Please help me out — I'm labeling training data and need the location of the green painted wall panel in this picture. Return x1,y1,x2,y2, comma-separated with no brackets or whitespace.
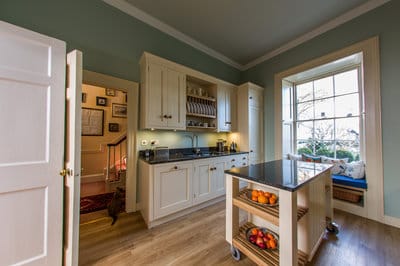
242,0,400,218
0,0,240,84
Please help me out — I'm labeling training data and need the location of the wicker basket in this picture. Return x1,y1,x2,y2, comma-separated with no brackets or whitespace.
333,187,361,203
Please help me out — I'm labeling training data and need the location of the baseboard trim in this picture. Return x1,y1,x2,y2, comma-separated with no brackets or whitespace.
384,215,400,229
81,174,104,183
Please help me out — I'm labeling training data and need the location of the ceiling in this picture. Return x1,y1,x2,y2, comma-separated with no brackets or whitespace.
104,0,388,70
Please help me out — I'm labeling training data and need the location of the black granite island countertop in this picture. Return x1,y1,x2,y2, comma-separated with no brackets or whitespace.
225,159,332,192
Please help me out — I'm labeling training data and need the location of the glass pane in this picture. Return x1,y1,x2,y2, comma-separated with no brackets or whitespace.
315,141,334,157
335,93,359,117
314,119,334,140
297,121,313,140
335,117,359,141
296,140,313,155
315,98,334,119
296,82,313,103
297,101,313,121
314,76,333,99
335,140,360,162
335,69,358,95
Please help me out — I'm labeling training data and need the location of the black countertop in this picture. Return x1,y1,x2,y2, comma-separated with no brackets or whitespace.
139,147,248,164
225,159,332,192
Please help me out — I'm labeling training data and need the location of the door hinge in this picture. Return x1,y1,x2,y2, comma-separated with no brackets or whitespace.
59,168,73,177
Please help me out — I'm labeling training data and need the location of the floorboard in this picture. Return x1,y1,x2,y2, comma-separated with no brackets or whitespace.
79,201,400,265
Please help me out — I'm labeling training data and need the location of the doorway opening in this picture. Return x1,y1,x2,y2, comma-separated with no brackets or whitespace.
79,84,128,222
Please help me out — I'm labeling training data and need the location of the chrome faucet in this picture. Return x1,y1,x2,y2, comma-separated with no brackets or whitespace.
185,134,200,154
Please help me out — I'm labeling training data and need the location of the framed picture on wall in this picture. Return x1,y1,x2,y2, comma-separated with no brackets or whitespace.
96,96,107,106
105,88,115,96
112,103,127,118
81,108,104,136
82,92,87,103
109,123,119,132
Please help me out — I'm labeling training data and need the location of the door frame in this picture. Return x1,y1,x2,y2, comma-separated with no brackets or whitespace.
82,70,139,212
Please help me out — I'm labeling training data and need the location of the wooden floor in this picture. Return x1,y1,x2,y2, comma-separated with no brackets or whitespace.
79,201,400,265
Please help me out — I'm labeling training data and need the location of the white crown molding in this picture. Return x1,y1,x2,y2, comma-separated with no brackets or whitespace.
243,0,390,70
103,0,389,71
103,0,243,70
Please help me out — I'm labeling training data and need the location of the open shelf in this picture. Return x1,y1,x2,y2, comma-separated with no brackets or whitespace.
232,222,308,266
186,113,216,119
187,93,216,102
233,189,308,226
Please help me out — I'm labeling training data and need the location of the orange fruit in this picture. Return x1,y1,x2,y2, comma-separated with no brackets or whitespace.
257,190,264,196
258,195,268,204
271,193,277,200
269,239,277,249
251,228,258,235
267,233,274,240
269,197,276,205
264,192,271,198
251,190,258,197
251,195,258,201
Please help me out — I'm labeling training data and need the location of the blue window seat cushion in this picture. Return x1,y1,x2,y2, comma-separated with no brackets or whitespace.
332,174,368,189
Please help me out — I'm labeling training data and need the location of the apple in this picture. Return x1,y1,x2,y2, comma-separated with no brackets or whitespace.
258,242,266,249
256,237,264,246
248,235,257,243
263,236,269,242
257,231,264,238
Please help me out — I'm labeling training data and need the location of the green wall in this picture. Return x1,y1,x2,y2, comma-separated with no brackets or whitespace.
0,0,240,84
242,0,400,218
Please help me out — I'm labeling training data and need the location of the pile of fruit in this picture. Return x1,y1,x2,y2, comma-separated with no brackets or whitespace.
250,189,277,205
248,227,278,250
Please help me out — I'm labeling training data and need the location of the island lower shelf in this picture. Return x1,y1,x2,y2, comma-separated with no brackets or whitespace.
233,222,308,266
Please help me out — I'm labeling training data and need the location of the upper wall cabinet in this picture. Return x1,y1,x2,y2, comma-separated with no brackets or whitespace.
140,53,186,130
237,82,264,164
139,52,237,132
217,83,237,132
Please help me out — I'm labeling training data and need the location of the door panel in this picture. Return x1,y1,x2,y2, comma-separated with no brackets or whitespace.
154,163,192,219
0,21,65,265
193,160,213,204
213,160,226,196
147,63,165,128
166,68,186,129
64,50,82,266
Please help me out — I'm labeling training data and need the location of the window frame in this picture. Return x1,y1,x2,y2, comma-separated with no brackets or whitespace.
290,65,364,161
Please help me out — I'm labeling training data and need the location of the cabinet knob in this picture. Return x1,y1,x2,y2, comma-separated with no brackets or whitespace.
163,115,168,118
168,115,172,119
173,166,178,170
243,163,246,166
232,165,235,168
242,157,246,160
250,150,254,152
225,121,231,125
231,159,236,162
249,96,253,99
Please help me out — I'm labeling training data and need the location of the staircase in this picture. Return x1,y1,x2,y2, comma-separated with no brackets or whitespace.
105,134,127,192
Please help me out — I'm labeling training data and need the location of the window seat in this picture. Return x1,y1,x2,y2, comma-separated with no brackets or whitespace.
331,174,367,189
332,174,367,205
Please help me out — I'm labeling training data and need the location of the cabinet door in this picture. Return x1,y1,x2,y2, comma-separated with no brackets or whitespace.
147,62,167,128
193,159,213,204
154,162,192,219
217,85,235,132
166,68,186,129
249,105,263,163
212,160,226,197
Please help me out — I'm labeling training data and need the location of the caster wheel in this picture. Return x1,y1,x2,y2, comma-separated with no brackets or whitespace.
230,245,241,261
326,222,339,234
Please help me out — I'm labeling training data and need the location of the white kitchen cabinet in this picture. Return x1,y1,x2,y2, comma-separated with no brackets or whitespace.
225,154,249,189
193,159,213,204
217,83,237,132
212,158,227,197
140,53,186,130
237,82,264,165
153,161,193,219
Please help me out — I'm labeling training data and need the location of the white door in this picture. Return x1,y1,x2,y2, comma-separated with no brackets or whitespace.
193,159,213,204
0,21,66,265
64,50,82,266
